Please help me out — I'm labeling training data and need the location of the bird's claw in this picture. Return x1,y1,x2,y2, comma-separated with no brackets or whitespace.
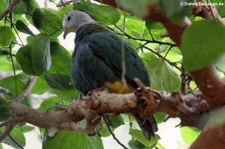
135,87,161,117
85,109,101,136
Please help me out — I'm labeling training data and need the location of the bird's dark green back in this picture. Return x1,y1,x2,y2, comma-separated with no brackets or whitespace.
72,24,150,95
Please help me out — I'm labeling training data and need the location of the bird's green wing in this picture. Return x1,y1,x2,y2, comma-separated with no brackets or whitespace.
87,30,150,87
72,24,150,94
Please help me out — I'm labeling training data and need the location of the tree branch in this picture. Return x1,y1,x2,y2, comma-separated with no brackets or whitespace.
103,116,128,149
0,0,21,20
113,25,176,46
8,88,206,132
13,76,37,103
0,121,16,142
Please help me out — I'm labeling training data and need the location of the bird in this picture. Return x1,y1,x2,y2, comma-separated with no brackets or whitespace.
63,10,157,140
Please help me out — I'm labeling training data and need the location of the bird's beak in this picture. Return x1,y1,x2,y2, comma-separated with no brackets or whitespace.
63,30,68,39
63,27,76,39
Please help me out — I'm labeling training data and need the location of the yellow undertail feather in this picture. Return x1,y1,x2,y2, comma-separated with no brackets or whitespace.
105,81,134,94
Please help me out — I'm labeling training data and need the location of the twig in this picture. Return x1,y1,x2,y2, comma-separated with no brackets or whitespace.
162,45,173,60
114,25,176,46
143,45,181,71
0,119,14,127
0,122,16,142
12,23,24,46
112,25,180,71
0,0,21,20
9,134,24,149
13,76,37,103
9,43,16,76
103,116,128,149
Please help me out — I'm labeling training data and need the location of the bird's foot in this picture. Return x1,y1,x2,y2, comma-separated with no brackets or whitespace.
87,87,107,96
85,109,101,136
193,100,209,114
135,87,161,117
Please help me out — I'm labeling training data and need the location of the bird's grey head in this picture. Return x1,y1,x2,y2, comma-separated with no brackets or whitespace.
63,10,96,39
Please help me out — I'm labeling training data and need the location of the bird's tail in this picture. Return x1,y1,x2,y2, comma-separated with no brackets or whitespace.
134,113,158,140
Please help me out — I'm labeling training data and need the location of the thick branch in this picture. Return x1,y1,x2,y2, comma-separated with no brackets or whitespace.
190,126,225,149
9,90,205,132
191,67,225,108
10,102,71,129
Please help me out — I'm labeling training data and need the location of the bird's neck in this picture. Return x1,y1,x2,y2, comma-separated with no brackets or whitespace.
75,24,108,41
76,16,96,30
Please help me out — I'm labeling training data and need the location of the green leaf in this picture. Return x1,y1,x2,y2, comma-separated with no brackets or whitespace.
117,0,155,18
129,128,160,147
123,15,145,38
39,96,61,111
97,122,111,137
21,0,39,22
181,20,225,71
43,131,103,149
0,75,26,100
0,97,11,122
1,127,26,148
44,73,77,100
0,26,15,46
50,87,77,101
49,42,71,75
74,1,121,25
16,20,35,36
128,139,146,149
16,44,35,75
13,1,26,14
45,73,73,91
0,87,12,95
0,0,7,15
159,0,193,23
86,134,104,149
0,57,13,71
26,35,35,44
18,124,35,133
22,0,39,14
216,59,225,73
143,52,181,92
145,21,167,41
211,0,225,17
105,115,124,128
58,4,73,20
98,115,124,137
32,8,62,37
154,112,167,124
180,126,200,143
31,76,49,94
32,33,51,75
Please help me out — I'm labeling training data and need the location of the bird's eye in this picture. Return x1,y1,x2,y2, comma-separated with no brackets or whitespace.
67,16,71,21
